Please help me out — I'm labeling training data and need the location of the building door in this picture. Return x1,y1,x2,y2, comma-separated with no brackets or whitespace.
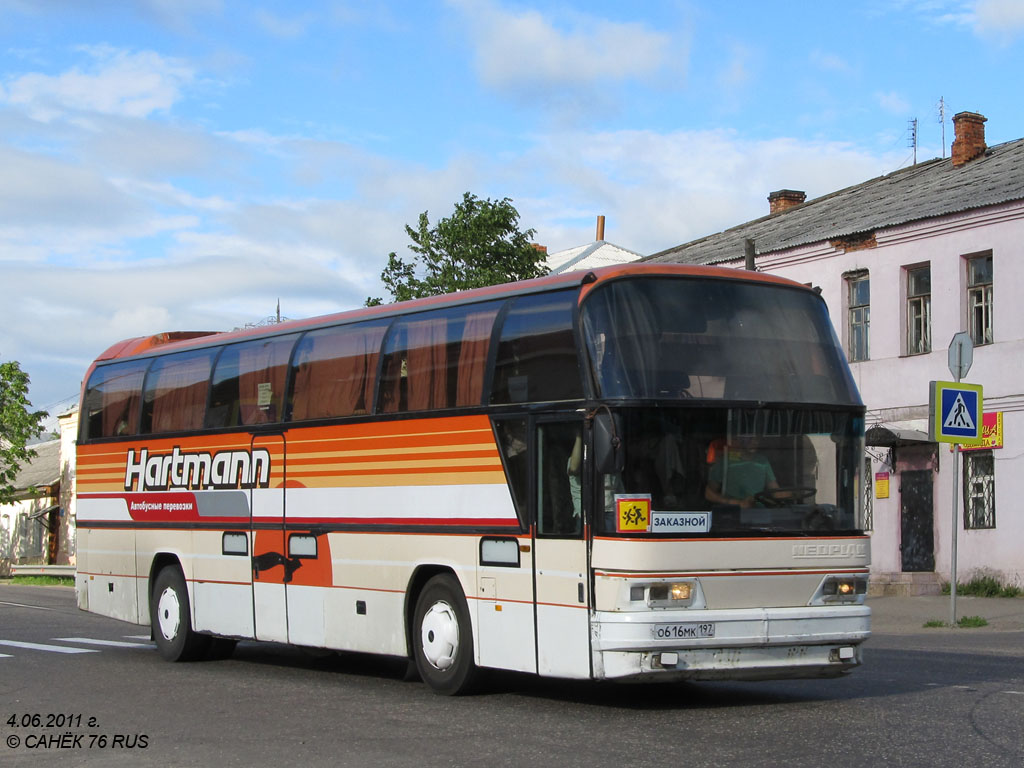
900,469,934,572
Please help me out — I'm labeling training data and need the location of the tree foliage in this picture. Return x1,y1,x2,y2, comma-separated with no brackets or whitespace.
368,192,549,305
0,360,48,504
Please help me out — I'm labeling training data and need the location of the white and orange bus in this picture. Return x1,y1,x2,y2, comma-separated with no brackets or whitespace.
75,263,870,694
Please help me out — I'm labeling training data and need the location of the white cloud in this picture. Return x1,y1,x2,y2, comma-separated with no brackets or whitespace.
876,90,911,114
717,43,752,90
254,9,315,39
446,0,677,97
1,47,194,121
974,0,1024,37
515,129,902,256
810,50,854,74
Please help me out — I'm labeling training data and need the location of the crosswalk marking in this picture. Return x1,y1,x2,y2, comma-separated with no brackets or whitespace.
0,640,98,654
53,637,153,649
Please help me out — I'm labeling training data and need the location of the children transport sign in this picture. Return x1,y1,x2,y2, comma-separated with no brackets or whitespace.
929,381,984,445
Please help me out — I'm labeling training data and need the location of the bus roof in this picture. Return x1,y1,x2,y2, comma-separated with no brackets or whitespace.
89,263,812,366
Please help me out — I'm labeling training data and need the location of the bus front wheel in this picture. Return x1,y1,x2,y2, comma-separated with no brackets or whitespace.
150,566,210,662
413,574,479,695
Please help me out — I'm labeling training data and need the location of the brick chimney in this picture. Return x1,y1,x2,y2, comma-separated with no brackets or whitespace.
768,189,806,214
531,243,548,254
952,111,987,167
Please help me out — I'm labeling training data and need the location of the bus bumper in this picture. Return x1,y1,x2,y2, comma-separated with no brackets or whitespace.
592,604,871,682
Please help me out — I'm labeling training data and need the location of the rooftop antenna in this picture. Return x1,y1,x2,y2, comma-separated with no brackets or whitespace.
908,118,918,165
937,97,947,158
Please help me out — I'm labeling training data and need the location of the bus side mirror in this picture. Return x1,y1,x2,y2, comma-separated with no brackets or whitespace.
593,411,624,474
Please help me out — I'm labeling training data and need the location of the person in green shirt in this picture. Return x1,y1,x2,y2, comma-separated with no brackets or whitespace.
704,435,779,508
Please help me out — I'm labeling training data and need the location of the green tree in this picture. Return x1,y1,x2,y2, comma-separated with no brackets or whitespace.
368,192,549,305
0,360,48,504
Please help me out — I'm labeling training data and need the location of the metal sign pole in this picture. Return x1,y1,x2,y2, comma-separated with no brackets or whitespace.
949,341,963,628
950,442,959,627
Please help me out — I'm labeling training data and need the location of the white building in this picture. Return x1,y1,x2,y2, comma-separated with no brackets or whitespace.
649,112,1024,593
544,216,644,275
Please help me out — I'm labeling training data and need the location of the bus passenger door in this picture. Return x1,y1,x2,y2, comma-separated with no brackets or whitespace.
251,432,289,643
533,419,592,679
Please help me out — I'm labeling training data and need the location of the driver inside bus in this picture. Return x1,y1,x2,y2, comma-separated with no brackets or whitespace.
704,434,779,509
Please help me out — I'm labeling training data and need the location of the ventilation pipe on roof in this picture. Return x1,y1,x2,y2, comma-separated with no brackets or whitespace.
951,111,987,167
596,215,605,241
744,238,756,271
768,189,806,214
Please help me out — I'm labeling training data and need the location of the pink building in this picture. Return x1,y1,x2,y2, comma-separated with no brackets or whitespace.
650,112,1024,593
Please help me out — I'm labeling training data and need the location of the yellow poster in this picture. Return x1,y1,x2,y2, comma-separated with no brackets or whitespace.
874,472,890,499
615,494,651,533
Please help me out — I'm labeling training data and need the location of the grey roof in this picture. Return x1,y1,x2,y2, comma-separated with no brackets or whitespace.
10,440,60,494
647,136,1024,265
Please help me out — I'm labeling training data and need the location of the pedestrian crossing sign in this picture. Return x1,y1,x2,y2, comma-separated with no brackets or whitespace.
929,381,984,445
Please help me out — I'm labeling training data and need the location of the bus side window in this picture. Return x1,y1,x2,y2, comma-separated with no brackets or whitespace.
490,290,583,405
208,334,298,428
140,349,217,434
493,418,529,522
81,359,150,440
379,303,501,414
290,321,389,421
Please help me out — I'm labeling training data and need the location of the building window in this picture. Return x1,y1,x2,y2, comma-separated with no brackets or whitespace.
967,254,993,346
906,265,931,355
846,272,869,362
963,450,995,529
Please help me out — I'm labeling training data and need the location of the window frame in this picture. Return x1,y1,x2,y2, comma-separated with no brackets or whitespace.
966,253,993,347
905,265,931,356
963,449,995,530
845,271,870,363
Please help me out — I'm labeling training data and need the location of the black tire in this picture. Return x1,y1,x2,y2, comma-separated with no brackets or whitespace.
412,574,479,695
150,566,211,662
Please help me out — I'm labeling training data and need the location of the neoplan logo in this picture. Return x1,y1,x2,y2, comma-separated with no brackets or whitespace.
124,447,272,491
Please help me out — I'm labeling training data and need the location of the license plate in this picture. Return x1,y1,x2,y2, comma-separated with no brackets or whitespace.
652,622,715,640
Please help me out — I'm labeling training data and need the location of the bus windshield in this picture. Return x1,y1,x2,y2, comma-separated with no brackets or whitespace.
580,276,860,405
596,406,865,536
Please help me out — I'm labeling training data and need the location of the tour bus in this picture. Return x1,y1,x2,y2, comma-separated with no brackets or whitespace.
75,263,870,694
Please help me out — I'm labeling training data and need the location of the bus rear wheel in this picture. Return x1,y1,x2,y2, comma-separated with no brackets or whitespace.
151,566,210,662
413,574,479,695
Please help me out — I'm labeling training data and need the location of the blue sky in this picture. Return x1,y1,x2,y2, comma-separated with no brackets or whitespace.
2,0,1023,413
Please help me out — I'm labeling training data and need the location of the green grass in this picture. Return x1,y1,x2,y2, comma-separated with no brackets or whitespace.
923,616,990,629
10,575,75,587
941,575,1023,598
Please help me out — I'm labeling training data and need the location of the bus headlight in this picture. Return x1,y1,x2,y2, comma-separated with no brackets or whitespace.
647,582,695,607
813,575,868,604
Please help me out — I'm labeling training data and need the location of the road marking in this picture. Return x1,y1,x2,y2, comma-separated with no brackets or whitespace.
0,640,98,654
0,600,56,611
1002,691,1024,696
125,635,151,641
53,637,154,649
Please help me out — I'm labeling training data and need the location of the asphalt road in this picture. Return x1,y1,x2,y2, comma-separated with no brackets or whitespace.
1,584,1022,768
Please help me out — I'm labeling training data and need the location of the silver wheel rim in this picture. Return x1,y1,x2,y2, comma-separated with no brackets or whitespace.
420,600,459,671
157,586,181,642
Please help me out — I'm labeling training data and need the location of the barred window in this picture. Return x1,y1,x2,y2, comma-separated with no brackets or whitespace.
906,265,931,355
967,254,993,346
963,450,995,529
